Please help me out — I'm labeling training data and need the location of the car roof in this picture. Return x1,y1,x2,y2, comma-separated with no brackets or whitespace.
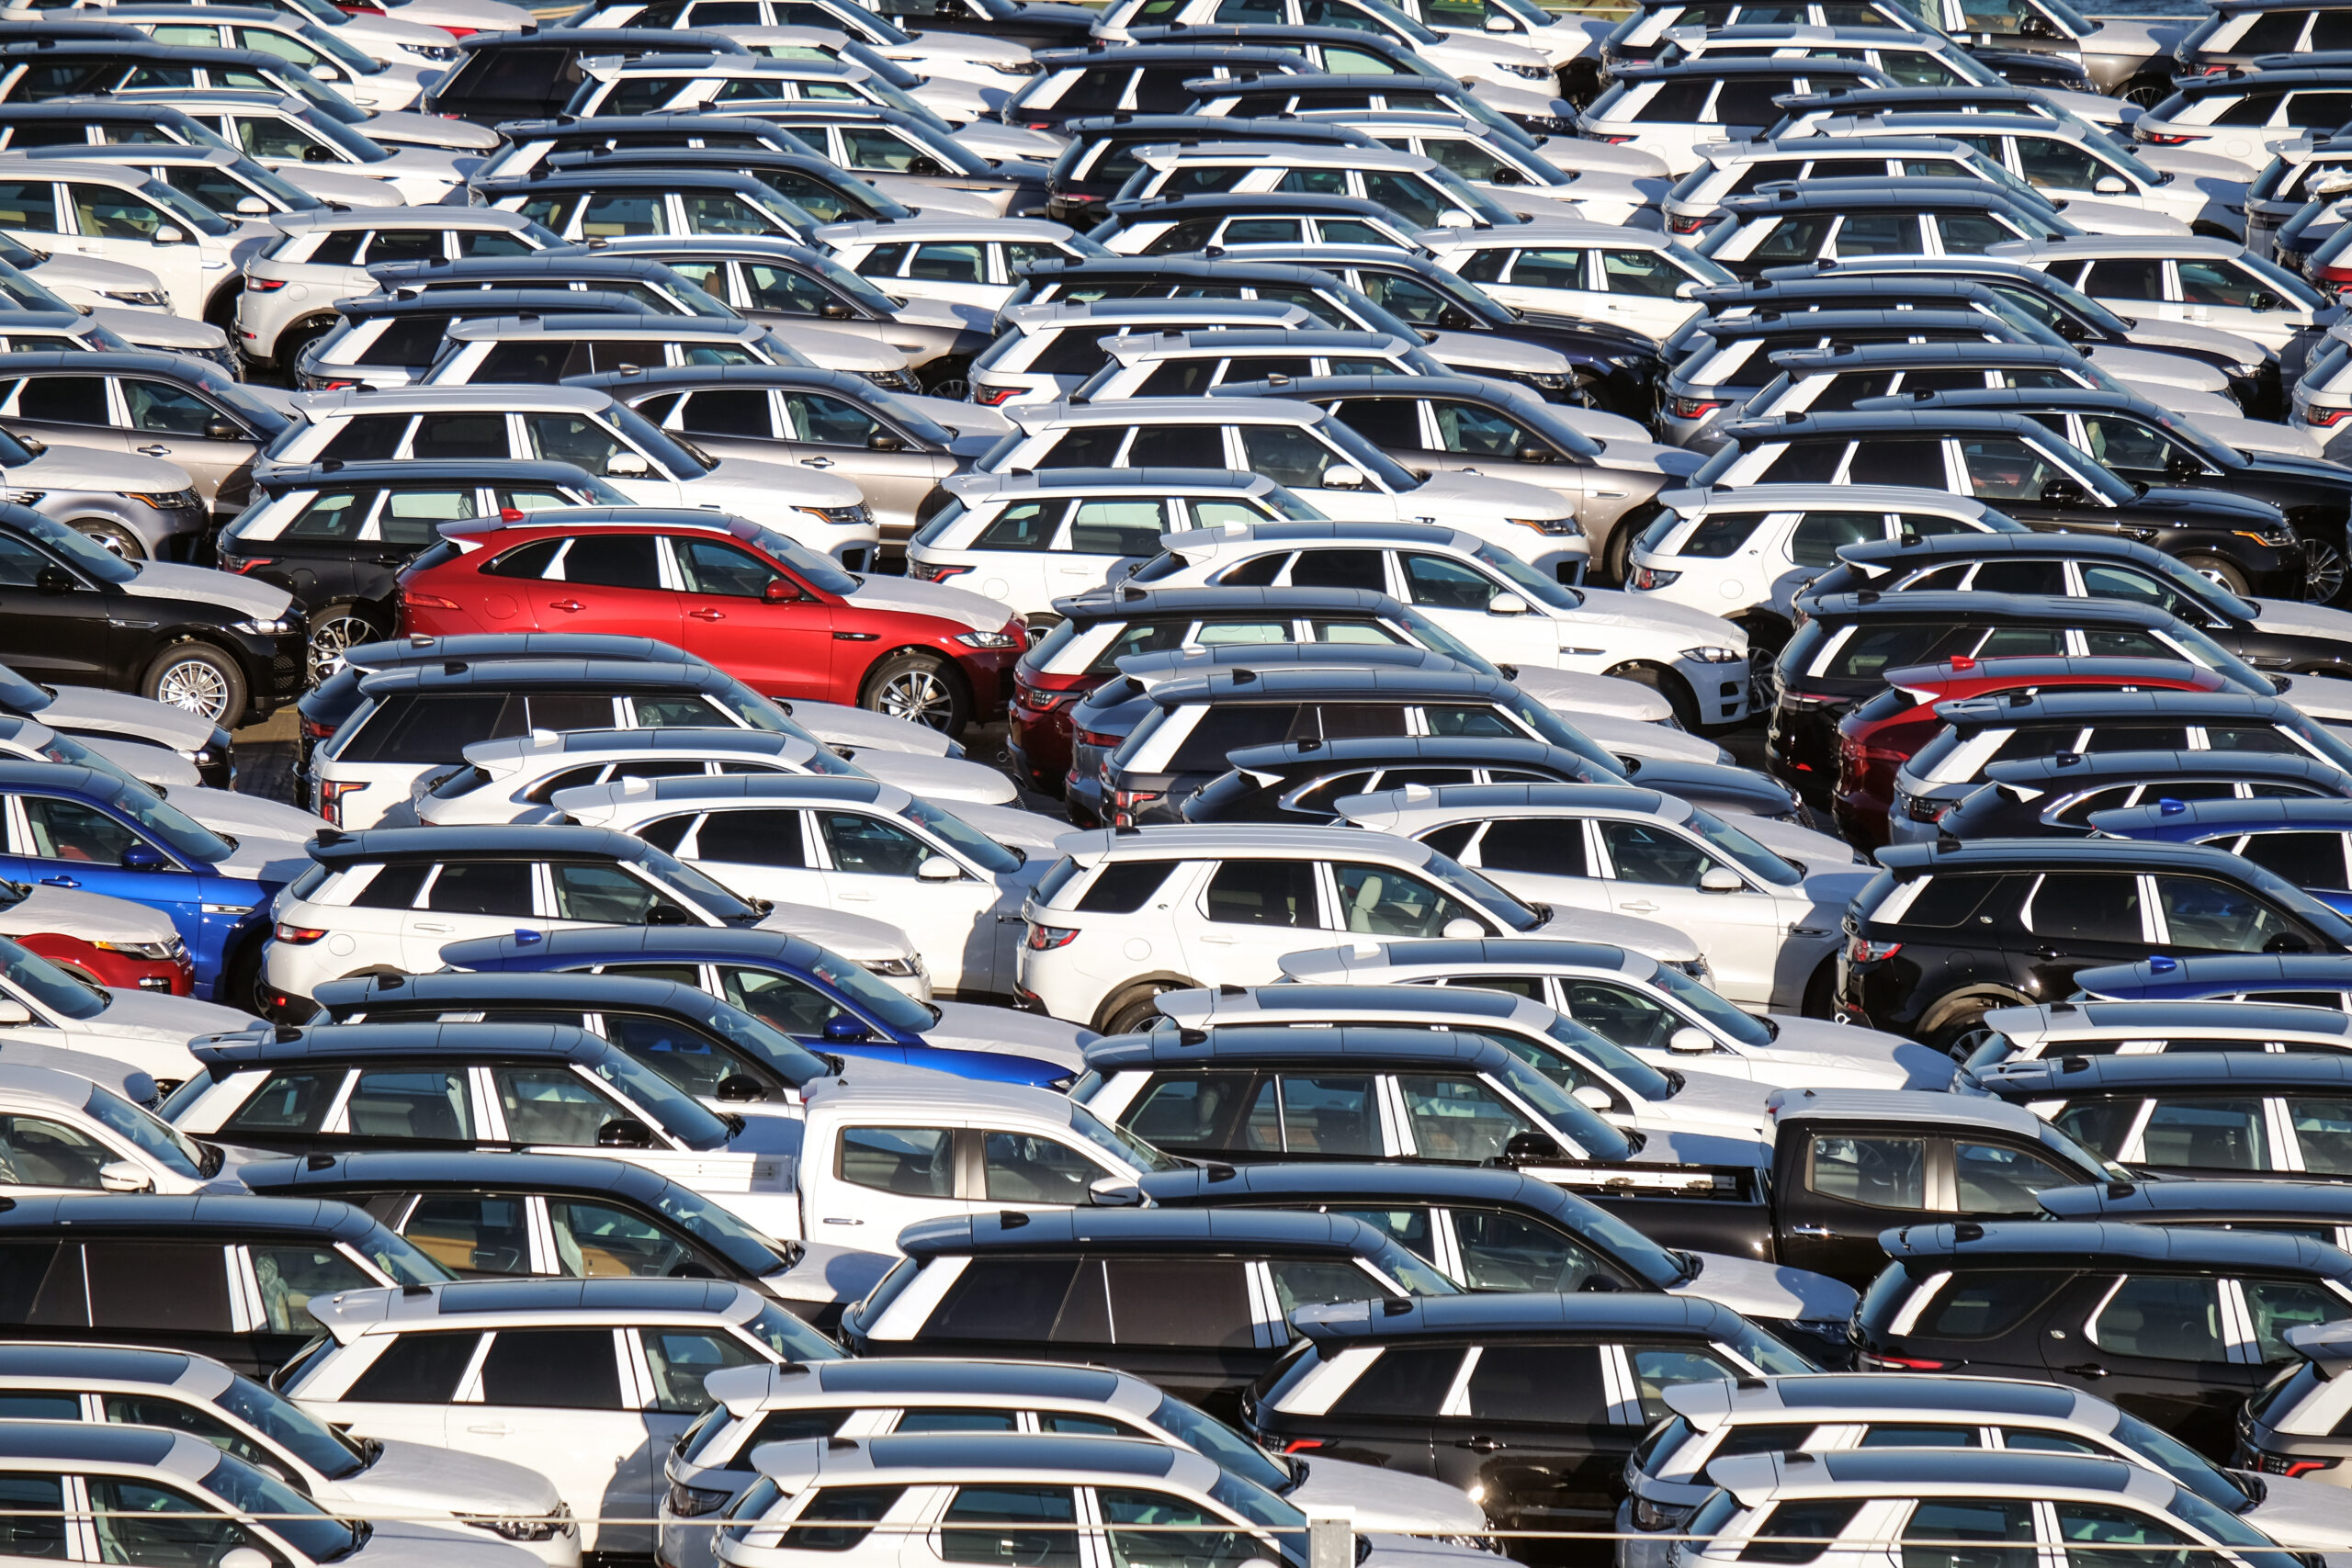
1293,1292,1748,1344
342,633,693,672
1694,308,2003,340
1980,748,2343,787
438,925,830,971
1706,1450,2155,1506
191,1020,610,1067
1669,1373,2086,1425
1052,584,1404,621
334,290,655,321
558,774,897,810
1975,1050,2352,1094
1138,1160,1596,1216
302,384,612,415
0,1193,379,1242
304,822,653,865
1986,998,2352,1038
256,459,598,492
1663,482,1992,513
1936,689,2278,724
1143,664,1514,705
1882,1218,2352,1278
1875,836,2276,875
896,1205,1400,1260
2039,1179,2352,1223
1227,736,1590,775
311,1278,763,1338
946,467,1272,498
353,657,736,695
1842,531,2193,569
310,968,763,1023
1769,342,2082,372
1799,590,2178,630
1082,1021,1520,1073
1764,1086,2056,1137
239,1149,675,1202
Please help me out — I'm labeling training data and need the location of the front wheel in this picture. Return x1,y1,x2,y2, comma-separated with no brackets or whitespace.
307,602,382,685
143,641,247,728
74,521,147,561
1608,660,1702,730
921,358,972,401
2179,553,2253,596
2120,75,2172,107
861,650,969,734
2303,537,2348,604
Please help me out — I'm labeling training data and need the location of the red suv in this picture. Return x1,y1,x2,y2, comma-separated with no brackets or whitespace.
1831,653,2240,846
394,509,1023,735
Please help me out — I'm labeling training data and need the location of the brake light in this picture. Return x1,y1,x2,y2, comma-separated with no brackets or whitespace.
2278,1459,2339,1477
403,591,460,610
1668,213,1708,233
1670,396,1726,420
244,277,288,293
971,385,1022,406
227,557,277,575
316,779,368,828
2314,263,2352,286
273,922,327,944
1282,1439,1328,1454
301,716,335,742
1026,923,1079,951
1076,729,1122,749
910,561,974,581
1597,134,1635,143
1860,1353,1951,1371
1018,683,1071,710
2304,406,2352,427
2138,131,2194,145
1848,935,1902,964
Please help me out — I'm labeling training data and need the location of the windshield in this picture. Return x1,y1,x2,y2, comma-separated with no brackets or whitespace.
586,1050,737,1149
1207,1471,1308,1568
1261,484,1325,520
900,796,1023,874
2036,1118,2133,1183
606,404,712,478
106,779,235,866
1544,1014,1676,1101
138,177,232,238
2237,250,2326,309
1420,161,1520,228
2109,1411,2254,1513
1724,1318,1817,1375
747,525,859,595
1493,1051,1634,1161
85,1080,205,1178
743,1300,849,1361
0,933,107,1020
300,109,392,163
2167,1484,2302,1568
1648,960,1772,1049
1421,849,1543,931
216,1375,367,1482
1153,1394,1295,1491
804,944,937,1033
0,265,72,313
199,1452,361,1563
1685,807,1804,886
701,1003,832,1087
1069,1100,1186,1173
2160,621,2279,698
643,847,763,922
1389,611,1501,677
1469,540,1581,611
645,1177,797,1274
356,1227,449,1287
800,245,908,315
31,517,137,585
1563,1190,1687,1287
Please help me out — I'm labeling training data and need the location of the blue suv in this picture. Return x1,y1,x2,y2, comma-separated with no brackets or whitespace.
436,927,1089,1087
2086,796,2352,917
0,761,296,1004
2073,952,2352,1006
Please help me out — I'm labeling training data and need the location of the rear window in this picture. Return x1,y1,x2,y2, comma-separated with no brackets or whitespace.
1676,511,1770,558
1920,1271,2062,1338
1077,860,1178,914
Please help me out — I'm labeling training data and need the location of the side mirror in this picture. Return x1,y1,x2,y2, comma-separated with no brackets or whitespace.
818,301,854,320
33,567,71,597
301,144,334,164
1698,864,1745,893
713,1075,766,1102
2247,290,2278,311
2269,931,2313,953
1089,1175,1143,1206
645,902,695,926
2039,478,2086,507
868,432,904,452
1667,1026,1714,1055
1513,446,1552,464
234,195,271,217
0,999,28,1025
916,853,960,882
596,1117,655,1148
907,155,947,176
1436,210,1474,230
120,844,166,872
98,1160,153,1193
1501,1129,1566,1163
220,1551,272,1568
309,62,338,79
1571,1083,1614,1111
606,450,651,478
1442,917,1487,939
821,1013,872,1043
206,419,241,441
1484,10,1513,27
1321,463,1366,490
152,225,185,246
763,577,802,603
2092,174,2128,196
1488,165,1525,186
1488,592,1528,615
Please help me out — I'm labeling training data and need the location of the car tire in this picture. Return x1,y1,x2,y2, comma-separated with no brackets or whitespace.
921,358,972,400
224,931,270,1016
861,650,970,734
307,602,383,686
2120,75,2172,107
1608,660,1702,730
1099,980,1184,1035
1801,957,1838,1020
74,521,146,561
1730,610,1792,660
275,316,337,371
1918,987,2030,1056
2179,553,2252,595
143,641,247,728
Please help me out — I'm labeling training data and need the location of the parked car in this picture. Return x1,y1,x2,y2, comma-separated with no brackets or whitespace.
238,213,553,374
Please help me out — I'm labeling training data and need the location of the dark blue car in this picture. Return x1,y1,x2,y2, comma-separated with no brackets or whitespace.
2088,796,2352,918
435,926,1089,1087
0,760,296,1003
2072,951,2352,1008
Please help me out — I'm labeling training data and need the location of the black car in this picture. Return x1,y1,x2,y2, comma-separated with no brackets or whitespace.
1808,531,2352,669
1008,253,1665,414
836,1207,1451,1417
2143,63,2352,150
307,969,833,1105
1943,749,2352,839
1184,67,1582,138
1042,114,1377,229
364,254,739,320
2038,1174,2352,1237
1768,590,2278,802
1182,739,1708,825
0,1193,445,1376
537,144,915,228
1695,180,2085,282
484,114,825,171
1837,838,2352,1043
1244,1293,1815,1561
1852,1218,2352,1456
1004,44,1313,133
234,1149,858,1322
0,503,304,728
423,28,752,126
1696,409,2305,597
1856,387,2352,598
2171,0,2352,74
1963,1050,2352,1181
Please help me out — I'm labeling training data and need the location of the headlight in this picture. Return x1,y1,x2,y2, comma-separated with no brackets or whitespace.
1634,1499,1692,1532
799,503,871,526
0,491,43,507
459,1507,575,1541
997,58,1043,73
956,629,1022,649
102,289,168,308
1521,371,1570,389
2250,524,2300,547
1507,62,1550,77
861,368,920,391
95,940,180,960
1668,956,1714,987
413,43,457,59
1510,515,1583,536
235,616,294,636
1680,645,1743,663
129,491,200,512
863,956,923,976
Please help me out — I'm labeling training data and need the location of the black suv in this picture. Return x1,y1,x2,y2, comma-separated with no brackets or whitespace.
1942,748,2352,838
1182,739,1687,826
1043,114,1374,228
1838,838,2352,1043
1243,1293,1816,1562
424,28,751,125
1696,409,2304,596
1768,590,2273,802
1853,1218,2352,1457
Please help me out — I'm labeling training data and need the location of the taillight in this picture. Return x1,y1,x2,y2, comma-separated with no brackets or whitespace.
2257,1455,2340,1477
1631,565,1680,591
300,716,335,743
2304,406,2352,427
1018,683,1071,710
1848,935,1902,964
971,386,1022,407
1281,1439,1328,1454
2138,131,2194,145
245,277,288,293
316,780,368,828
1860,1353,1951,1371
1670,396,1725,420
227,556,277,575
1026,922,1079,950
273,922,327,944
1668,213,1707,234
1076,729,1122,749
403,591,459,610
910,561,972,581
2313,264,2352,286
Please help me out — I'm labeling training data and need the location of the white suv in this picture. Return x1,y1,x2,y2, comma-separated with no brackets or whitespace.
283,1278,845,1558
1128,520,1754,728
969,299,1318,406
0,154,270,321
0,1058,237,1194
1421,220,1727,341
1015,823,1616,1032
255,389,878,565
983,398,1589,582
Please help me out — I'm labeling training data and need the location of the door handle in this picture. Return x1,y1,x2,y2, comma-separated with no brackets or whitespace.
39,875,75,888
688,607,726,621
1454,1438,1506,1453
413,921,456,933
548,600,583,614
2033,945,2063,959
1618,900,1658,913
135,445,172,457
1786,1224,1833,1238
821,1216,863,1225
801,457,835,468
465,1424,514,1435
2060,1363,2108,1379
1198,932,1238,943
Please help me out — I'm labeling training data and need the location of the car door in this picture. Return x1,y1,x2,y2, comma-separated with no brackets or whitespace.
446,1325,649,1553
61,180,201,318
0,1112,130,1199
1393,550,1557,667
538,529,684,643
1191,859,1320,983
0,372,136,473
2149,870,2322,959
1057,497,1172,593
2049,1271,2252,1454
399,857,541,969
825,1122,966,1235
1430,1339,1623,1535
8,791,205,953
634,1323,774,1515
668,531,835,699
674,805,831,916
118,373,255,506
810,807,998,994
1781,1126,1935,1280
2170,255,2309,347
1589,818,1788,1009
0,525,118,680
78,1238,254,1371
2007,870,2156,1000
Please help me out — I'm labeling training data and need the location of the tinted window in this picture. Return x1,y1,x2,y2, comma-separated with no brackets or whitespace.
479,1327,624,1407
2027,874,2142,942
1465,1342,1603,1421
1204,860,1316,927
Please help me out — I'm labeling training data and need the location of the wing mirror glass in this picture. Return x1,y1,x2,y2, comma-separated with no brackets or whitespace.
819,301,854,319
645,901,694,925
206,419,241,440
868,431,904,451
1502,1129,1565,1162
916,854,960,881
1698,864,1745,892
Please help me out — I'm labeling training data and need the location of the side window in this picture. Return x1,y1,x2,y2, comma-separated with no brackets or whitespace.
345,1066,472,1143
84,1478,278,1568
1329,1347,1463,1415
1951,1142,2074,1211
816,812,931,877
1401,552,1498,612
402,1195,531,1276
560,535,662,589
1808,1134,1924,1208
221,1068,345,1136
839,1126,955,1197
1453,1208,1626,1292
782,1485,908,1551
122,379,218,436
2244,1278,2352,1361
1119,1073,1267,1154
85,1241,233,1334
676,539,780,599
478,1327,626,1408
344,1332,484,1403
1274,1075,1380,1158
639,1327,765,1414
19,796,149,868
2154,875,2306,953
0,1115,112,1189
696,810,807,868
1332,862,1480,937
1464,1342,1604,1422
251,1245,375,1335
924,1258,1085,1342
1629,1345,1738,1423
2051,1506,2197,1568
1901,1500,2036,1568
1397,1075,1530,1164
2025,874,2143,942
1597,820,1714,888
2140,1096,2271,1171
2092,1277,2227,1361
1744,1500,1868,1565
1204,861,1316,927
723,967,849,1035
550,862,686,924
495,1066,622,1147
1103,1259,1253,1347
424,860,536,918
1473,818,1587,877
14,375,108,425
1786,511,1885,569
0,1472,64,1560
981,1132,1100,1204
940,1485,1080,1568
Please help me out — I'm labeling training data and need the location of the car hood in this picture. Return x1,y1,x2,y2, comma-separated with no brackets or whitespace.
892,392,1011,439
773,697,956,757
905,29,1035,65
1750,1013,1953,1089
0,1040,159,1104
850,750,1019,806
2274,671,2352,726
119,562,291,624
282,165,408,209
2086,344,2233,397
2199,413,2322,457
923,999,1092,1068
89,308,228,351
36,686,215,751
79,987,256,1046
1290,1458,1490,1534
1667,1248,1860,1324
338,1517,560,1568
168,784,326,846
0,886,176,945
1631,1125,1770,1168
357,107,503,152
1507,665,1674,723
2082,15,2188,55
1645,1066,1772,1136
1611,756,1791,814
1422,328,1573,376
776,324,912,373
2248,594,2352,640
1532,904,1703,964
2115,314,2269,365
1405,467,1581,518
1596,437,1705,479
2035,85,2133,126
935,800,1071,853
2244,1472,2352,1549
330,1438,564,1517
2052,196,2190,236
27,251,165,295
1797,866,1878,913
843,571,1011,634
82,736,198,789
2137,145,2259,184
2245,446,2350,481
12,441,189,494
701,455,866,509
1566,585,1748,649
2128,484,2283,524
1362,1538,1517,1568
751,899,922,964
759,1237,898,1306
209,836,317,887
953,119,1066,164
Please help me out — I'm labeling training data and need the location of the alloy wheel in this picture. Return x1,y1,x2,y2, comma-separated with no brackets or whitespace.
2307,539,2348,604
875,666,956,729
308,614,378,685
154,658,232,724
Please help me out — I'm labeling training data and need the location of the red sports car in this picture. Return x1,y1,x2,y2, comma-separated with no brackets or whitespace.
1832,653,2240,846
396,509,1023,734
